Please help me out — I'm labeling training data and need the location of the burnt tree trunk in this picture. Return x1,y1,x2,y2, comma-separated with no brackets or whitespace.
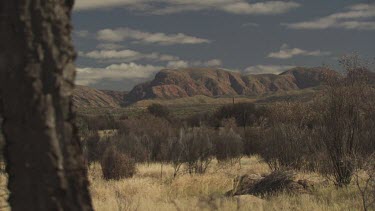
0,1,93,210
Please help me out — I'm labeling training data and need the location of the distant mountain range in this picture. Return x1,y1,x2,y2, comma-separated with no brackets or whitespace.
125,67,335,103
73,67,374,108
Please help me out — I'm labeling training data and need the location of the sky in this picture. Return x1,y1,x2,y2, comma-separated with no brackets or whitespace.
72,0,375,91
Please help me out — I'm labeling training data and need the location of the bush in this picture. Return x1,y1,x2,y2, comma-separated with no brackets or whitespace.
261,123,318,171
78,113,119,131
101,147,136,180
147,103,170,119
243,128,264,156
258,102,320,171
83,132,101,164
214,103,266,128
116,115,176,162
185,112,214,127
179,127,214,174
213,128,243,162
316,56,375,186
162,136,184,177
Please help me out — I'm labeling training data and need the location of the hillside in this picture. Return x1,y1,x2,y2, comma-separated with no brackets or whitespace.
125,67,335,103
73,85,126,108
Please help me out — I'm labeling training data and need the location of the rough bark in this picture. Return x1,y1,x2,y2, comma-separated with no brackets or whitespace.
0,0,93,210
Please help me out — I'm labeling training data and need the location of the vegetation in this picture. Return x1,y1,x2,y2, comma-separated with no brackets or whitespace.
80,57,375,210
147,103,171,119
101,147,136,180
87,157,367,211
1,56,374,210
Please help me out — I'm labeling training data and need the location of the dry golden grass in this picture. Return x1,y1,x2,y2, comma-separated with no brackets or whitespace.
0,156,365,210
0,170,9,211
88,156,364,211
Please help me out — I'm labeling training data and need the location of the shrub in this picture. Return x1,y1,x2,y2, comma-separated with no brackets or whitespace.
354,154,375,211
111,133,150,163
179,127,214,174
78,113,119,131
316,56,375,186
242,128,264,156
117,115,176,162
162,136,184,177
212,128,243,162
185,112,214,127
258,102,320,171
147,103,170,119
101,147,136,180
214,103,266,128
83,132,101,164
82,131,112,166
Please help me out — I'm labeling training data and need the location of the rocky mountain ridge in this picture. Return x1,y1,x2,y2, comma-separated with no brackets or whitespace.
125,67,335,103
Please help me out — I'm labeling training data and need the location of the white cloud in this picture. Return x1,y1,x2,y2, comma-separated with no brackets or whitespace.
96,43,125,50
244,65,295,75
220,1,300,15
81,49,179,62
284,3,375,30
74,0,139,11
75,0,300,15
203,59,222,67
267,44,331,59
84,49,140,59
76,63,163,90
167,59,222,68
338,21,375,30
167,60,189,68
76,59,222,90
80,47,222,68
97,28,210,45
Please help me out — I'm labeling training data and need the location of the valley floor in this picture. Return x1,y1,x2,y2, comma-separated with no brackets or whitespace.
89,156,364,211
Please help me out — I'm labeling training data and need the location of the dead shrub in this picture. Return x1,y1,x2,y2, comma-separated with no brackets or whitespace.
316,55,375,186
101,147,136,180
242,127,264,156
179,127,214,174
248,171,296,196
259,102,320,171
354,154,375,211
117,115,176,163
213,127,243,162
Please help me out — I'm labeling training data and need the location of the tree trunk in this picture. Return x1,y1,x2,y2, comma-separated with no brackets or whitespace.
0,1,93,210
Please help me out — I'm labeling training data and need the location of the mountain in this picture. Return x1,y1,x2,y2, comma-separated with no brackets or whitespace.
73,85,127,108
125,67,335,103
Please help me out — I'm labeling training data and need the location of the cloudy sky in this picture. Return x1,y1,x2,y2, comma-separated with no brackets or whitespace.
72,0,375,91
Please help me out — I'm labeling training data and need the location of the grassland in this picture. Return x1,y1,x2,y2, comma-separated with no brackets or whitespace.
0,156,366,210
89,156,364,211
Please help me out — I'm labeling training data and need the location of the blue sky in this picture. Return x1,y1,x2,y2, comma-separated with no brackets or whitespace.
72,0,375,91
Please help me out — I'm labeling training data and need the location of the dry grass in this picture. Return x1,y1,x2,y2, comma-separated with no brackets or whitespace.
0,156,365,210
88,156,364,211
0,168,9,211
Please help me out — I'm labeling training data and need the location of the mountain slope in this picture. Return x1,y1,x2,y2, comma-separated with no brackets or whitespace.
73,85,126,108
126,67,335,103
